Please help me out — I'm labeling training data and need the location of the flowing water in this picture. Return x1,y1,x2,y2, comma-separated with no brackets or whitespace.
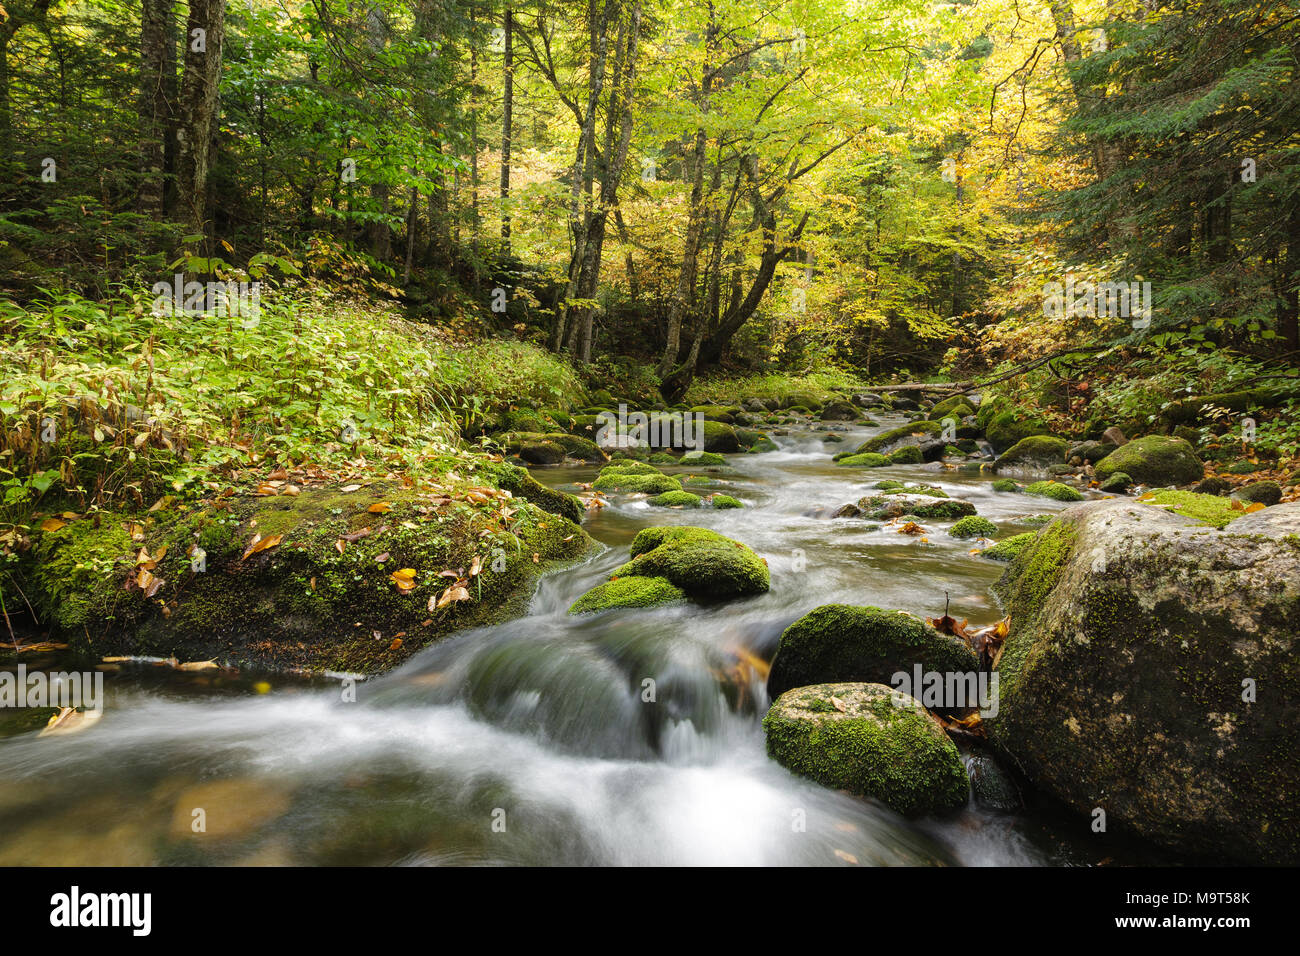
0,415,1118,866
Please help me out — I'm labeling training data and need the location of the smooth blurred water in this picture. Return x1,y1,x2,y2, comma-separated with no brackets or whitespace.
0,414,1104,866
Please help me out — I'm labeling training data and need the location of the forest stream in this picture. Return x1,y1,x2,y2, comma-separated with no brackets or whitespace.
0,414,1166,866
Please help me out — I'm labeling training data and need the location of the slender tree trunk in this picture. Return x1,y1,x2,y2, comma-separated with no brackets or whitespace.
500,7,513,250
139,0,175,217
175,0,226,237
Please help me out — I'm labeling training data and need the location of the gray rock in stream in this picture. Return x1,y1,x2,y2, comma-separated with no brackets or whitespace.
988,498,1300,863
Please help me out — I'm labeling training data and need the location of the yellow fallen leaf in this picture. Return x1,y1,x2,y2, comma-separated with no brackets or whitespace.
340,484,362,492
391,568,418,593
435,586,471,610
368,502,392,514
39,517,66,532
39,707,103,738
241,533,283,560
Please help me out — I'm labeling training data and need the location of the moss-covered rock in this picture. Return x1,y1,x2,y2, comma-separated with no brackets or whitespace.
987,500,1300,863
930,395,976,419
567,575,685,614
819,400,859,421
888,446,924,464
27,482,594,674
592,464,683,495
853,493,976,521
949,515,999,539
647,490,703,508
487,463,584,524
835,452,890,468
1024,480,1084,502
853,421,943,456
992,479,1020,493
1237,480,1282,506
780,391,825,410
1094,435,1204,486
612,526,769,600
688,404,739,423
979,531,1036,561
767,604,981,701
1098,471,1132,493
699,420,741,453
763,683,969,816
993,435,1068,475
710,494,744,509
1138,489,1247,529
984,411,1053,453
677,450,727,466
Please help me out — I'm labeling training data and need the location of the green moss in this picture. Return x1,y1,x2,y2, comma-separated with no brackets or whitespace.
1094,435,1204,486
767,605,980,699
1098,471,1132,493
854,421,943,455
835,452,890,468
931,395,975,419
597,461,661,477
592,466,682,495
995,435,1068,469
1015,513,1055,527
1140,489,1244,529
992,479,1020,492
949,516,999,538
985,411,1052,452
710,494,744,509
980,532,1037,562
1237,480,1282,506
568,575,685,614
855,494,975,521
888,446,924,464
677,450,727,466
614,526,769,600
647,490,703,508
487,463,584,524
699,421,741,452
1024,480,1084,502
32,519,135,629
763,683,969,816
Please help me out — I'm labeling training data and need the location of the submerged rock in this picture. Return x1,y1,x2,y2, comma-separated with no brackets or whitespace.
763,683,969,817
767,604,980,701
988,499,1300,863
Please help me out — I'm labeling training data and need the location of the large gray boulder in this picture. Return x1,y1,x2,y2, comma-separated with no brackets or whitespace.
988,499,1300,863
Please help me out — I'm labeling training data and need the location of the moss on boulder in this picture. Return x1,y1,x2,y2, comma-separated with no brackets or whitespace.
767,604,980,700
854,421,943,456
763,683,969,816
27,482,594,674
567,575,685,614
1024,480,1084,502
853,493,976,521
993,436,1068,474
1094,435,1204,486
949,515,999,539
836,452,890,468
612,526,769,600
647,490,703,508
979,531,1037,561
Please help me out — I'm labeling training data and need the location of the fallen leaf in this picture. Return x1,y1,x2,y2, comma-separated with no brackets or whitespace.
39,707,103,738
368,502,392,514
391,568,418,593
177,659,220,671
241,533,283,561
39,517,66,532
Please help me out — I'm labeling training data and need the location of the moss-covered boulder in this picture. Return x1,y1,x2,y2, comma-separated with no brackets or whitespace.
853,421,943,456
734,427,778,453
979,531,1036,562
763,683,969,817
767,604,980,701
988,500,1300,863
853,493,976,521
984,411,1053,453
949,515,999,539
699,421,741,453
930,395,976,419
993,436,1068,475
592,464,682,495
1023,480,1084,502
647,490,703,508
612,526,769,600
888,446,924,464
710,494,744,509
1094,435,1204,486
25,482,594,674
780,391,825,410
819,400,859,421
687,404,739,423
992,479,1020,492
835,452,889,468
487,463,584,524
1236,480,1282,506
567,575,685,614
677,450,727,466
1098,471,1132,493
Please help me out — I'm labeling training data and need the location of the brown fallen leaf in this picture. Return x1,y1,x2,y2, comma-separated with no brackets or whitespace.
176,659,220,671
368,502,392,514
39,517,67,532
435,585,471,610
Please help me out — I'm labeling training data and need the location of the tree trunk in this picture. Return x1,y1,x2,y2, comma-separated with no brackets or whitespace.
175,0,226,237
139,0,175,217
500,6,513,250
